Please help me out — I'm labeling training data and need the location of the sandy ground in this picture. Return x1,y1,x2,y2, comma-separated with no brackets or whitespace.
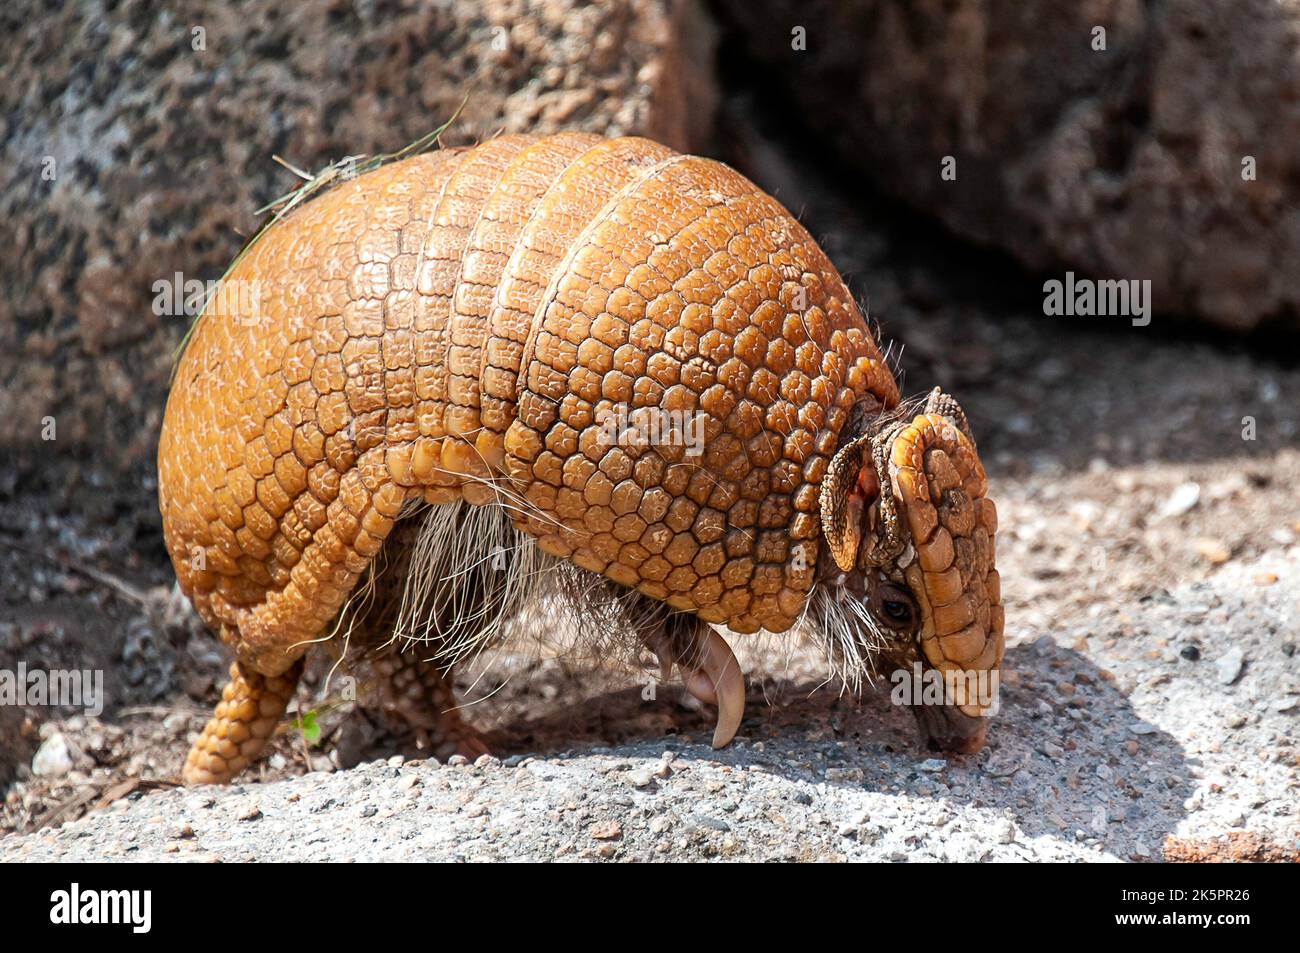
2,106,1297,862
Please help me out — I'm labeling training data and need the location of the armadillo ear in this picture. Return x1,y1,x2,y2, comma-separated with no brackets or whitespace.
820,433,880,572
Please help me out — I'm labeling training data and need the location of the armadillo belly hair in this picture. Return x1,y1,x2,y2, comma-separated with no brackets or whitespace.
322,489,678,677
324,494,554,669
321,504,904,697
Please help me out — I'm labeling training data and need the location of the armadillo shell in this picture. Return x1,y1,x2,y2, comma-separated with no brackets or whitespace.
158,134,899,672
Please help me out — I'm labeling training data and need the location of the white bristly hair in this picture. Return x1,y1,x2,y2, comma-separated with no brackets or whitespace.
797,579,887,695
379,497,564,667
328,495,893,698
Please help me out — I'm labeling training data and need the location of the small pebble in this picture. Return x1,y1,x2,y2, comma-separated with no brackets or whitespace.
627,768,656,788
1216,648,1246,686
1159,482,1200,518
591,821,622,840
691,814,730,833
1086,806,1107,837
31,734,73,778
1195,538,1231,565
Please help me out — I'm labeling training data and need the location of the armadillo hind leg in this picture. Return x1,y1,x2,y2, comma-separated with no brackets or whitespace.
343,503,514,760
364,648,490,762
183,658,304,785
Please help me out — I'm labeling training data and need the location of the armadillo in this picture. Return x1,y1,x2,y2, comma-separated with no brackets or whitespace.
158,133,1003,784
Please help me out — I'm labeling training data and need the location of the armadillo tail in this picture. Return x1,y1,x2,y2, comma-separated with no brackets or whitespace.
182,658,304,785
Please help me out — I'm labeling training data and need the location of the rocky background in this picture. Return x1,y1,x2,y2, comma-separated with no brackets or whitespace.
1,0,1297,861
0,0,714,483
718,0,1300,333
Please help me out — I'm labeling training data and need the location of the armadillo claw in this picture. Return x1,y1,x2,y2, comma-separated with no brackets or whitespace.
644,630,678,684
681,628,746,749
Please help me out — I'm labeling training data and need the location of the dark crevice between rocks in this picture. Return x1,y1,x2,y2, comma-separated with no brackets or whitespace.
706,2,1300,370
707,18,1037,315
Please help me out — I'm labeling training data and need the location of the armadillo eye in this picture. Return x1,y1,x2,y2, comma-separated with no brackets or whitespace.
876,585,917,629
882,600,911,622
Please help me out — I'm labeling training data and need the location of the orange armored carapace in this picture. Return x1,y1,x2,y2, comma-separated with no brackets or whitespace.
159,134,1000,783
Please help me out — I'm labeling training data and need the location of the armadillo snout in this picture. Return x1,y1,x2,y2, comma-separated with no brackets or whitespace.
912,698,990,755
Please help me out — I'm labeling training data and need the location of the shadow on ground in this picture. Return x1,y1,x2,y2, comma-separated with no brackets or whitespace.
487,641,1193,858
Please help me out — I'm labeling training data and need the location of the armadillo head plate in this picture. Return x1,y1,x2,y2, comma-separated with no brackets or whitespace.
819,388,1003,754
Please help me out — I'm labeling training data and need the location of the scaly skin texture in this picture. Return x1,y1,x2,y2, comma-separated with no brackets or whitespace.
892,413,1002,695
159,134,994,784
183,659,303,785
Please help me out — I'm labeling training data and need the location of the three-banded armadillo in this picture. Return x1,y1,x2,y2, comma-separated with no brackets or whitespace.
158,133,1003,784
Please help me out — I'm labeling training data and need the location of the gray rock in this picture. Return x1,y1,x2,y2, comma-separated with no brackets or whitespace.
0,0,717,490
31,733,73,778
1039,741,1065,760
1090,806,1108,836
1217,648,1246,686
718,0,1300,332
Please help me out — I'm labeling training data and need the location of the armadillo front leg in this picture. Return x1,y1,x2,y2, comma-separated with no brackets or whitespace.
641,608,746,749
183,658,304,785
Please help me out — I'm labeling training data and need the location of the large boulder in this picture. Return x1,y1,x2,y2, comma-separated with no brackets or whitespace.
718,0,1300,331
0,0,716,493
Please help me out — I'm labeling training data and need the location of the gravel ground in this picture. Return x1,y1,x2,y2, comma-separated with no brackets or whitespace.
2,107,1297,863
3,548,1296,862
